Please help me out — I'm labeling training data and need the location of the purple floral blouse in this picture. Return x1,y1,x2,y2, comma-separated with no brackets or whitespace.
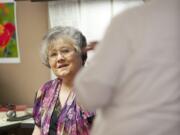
33,79,95,135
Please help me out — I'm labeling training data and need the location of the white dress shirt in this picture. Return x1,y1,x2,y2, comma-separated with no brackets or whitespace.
75,0,180,134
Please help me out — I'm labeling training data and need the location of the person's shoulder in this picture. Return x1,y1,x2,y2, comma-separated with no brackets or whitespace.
44,79,55,85
113,3,146,22
36,78,60,98
43,78,60,88
40,78,60,91
108,3,148,32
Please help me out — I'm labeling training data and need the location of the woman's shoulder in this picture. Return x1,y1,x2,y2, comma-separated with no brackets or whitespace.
42,78,60,89
36,78,60,97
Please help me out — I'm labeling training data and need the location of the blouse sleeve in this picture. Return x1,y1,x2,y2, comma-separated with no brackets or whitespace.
32,82,48,127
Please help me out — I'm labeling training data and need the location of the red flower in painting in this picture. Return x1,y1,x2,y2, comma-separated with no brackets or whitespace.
0,22,15,48
0,4,5,9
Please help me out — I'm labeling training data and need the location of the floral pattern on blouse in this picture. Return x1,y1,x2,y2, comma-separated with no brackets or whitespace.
33,79,95,135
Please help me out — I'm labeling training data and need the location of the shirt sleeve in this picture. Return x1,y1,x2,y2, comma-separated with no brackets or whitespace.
74,15,131,111
32,82,49,127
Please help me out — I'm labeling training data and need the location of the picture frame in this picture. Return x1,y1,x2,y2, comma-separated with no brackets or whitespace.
0,0,20,63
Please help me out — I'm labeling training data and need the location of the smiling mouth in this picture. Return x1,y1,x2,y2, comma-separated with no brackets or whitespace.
57,64,69,68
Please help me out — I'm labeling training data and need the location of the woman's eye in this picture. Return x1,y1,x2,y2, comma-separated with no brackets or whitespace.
61,48,71,54
50,52,57,57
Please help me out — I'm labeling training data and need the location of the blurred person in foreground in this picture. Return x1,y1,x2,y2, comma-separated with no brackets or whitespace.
32,26,95,135
74,0,180,135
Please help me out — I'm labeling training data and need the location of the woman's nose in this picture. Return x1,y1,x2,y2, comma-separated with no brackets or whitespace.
57,52,65,62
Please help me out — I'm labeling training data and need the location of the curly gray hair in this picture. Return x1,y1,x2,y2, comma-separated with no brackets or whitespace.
40,26,87,68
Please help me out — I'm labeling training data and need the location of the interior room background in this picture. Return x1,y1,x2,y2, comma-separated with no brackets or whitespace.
0,0,143,106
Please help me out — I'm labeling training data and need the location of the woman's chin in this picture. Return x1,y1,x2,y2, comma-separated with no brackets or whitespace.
56,72,71,79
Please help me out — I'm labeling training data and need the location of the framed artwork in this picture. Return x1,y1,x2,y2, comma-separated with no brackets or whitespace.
0,0,20,63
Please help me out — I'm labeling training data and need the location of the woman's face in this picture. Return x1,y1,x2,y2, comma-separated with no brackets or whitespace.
48,38,82,80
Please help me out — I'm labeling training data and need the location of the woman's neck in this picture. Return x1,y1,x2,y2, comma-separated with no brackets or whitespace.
59,80,73,108
61,79,73,92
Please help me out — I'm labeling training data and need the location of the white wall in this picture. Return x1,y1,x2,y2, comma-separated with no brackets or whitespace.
48,0,143,79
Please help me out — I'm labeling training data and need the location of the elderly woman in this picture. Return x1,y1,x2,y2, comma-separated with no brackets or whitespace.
32,26,95,135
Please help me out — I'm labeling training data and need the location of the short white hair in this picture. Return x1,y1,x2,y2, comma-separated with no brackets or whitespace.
40,26,87,68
